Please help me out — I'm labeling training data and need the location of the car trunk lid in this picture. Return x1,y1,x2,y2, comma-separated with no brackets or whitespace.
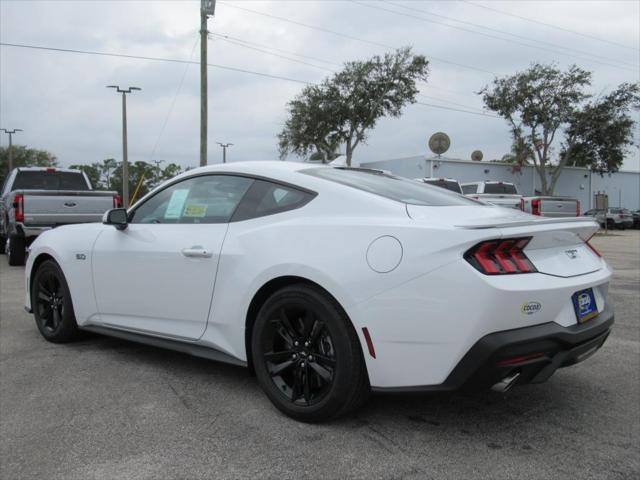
406,204,602,277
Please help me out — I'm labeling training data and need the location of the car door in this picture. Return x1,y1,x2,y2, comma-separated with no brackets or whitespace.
92,174,253,340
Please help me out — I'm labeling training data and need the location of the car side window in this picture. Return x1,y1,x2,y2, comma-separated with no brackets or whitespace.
129,175,253,224
232,179,315,221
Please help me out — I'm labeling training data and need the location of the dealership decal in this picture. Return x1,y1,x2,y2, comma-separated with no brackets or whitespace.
521,301,542,315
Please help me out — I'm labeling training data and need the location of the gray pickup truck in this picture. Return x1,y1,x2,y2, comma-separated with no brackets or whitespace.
0,167,119,265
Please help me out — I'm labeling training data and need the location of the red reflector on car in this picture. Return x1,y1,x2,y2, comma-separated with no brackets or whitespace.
496,352,545,366
362,327,376,359
464,237,537,275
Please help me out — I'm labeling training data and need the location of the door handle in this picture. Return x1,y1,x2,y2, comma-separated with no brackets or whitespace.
181,246,213,258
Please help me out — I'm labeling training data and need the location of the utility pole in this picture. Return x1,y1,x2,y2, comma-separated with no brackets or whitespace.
107,86,141,208
200,0,216,167
153,159,164,184
1,128,23,173
216,142,233,163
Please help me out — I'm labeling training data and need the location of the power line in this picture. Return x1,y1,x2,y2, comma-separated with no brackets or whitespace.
211,32,481,99
385,0,639,69
218,1,497,75
213,32,495,111
418,93,487,114
463,0,640,52
353,1,636,72
211,32,341,67
148,37,199,162
0,42,313,85
1,40,497,117
415,101,501,118
210,33,335,72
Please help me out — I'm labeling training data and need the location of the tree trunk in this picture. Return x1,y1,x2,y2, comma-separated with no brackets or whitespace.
345,141,353,167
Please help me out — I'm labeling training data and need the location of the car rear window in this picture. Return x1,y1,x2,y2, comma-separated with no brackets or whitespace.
424,179,462,194
483,183,518,194
461,184,478,194
12,171,89,191
302,168,478,206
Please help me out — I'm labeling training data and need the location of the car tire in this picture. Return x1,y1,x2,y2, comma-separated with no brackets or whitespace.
31,259,80,343
0,233,6,254
251,284,370,422
7,234,26,266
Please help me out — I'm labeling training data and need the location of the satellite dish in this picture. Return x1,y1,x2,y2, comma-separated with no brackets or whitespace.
471,150,484,161
428,132,450,157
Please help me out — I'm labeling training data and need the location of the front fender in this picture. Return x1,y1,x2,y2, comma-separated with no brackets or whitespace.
25,224,106,324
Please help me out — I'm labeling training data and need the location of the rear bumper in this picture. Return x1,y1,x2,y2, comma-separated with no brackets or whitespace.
373,303,614,393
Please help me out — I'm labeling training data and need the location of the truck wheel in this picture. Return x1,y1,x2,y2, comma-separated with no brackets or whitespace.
7,234,26,266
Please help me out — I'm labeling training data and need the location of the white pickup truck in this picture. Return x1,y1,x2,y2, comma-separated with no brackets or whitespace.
0,167,120,265
520,196,581,218
460,181,523,209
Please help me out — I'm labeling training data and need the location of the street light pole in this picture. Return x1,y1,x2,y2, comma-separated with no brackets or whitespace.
200,0,217,167
216,142,233,163
107,86,141,208
1,128,23,173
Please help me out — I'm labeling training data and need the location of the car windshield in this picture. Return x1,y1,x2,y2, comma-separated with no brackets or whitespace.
302,168,478,206
424,179,462,194
483,183,518,194
12,171,89,191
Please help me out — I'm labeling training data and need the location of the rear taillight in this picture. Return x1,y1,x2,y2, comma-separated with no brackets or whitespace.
465,237,537,275
531,198,541,216
576,200,580,217
113,194,122,208
12,193,24,222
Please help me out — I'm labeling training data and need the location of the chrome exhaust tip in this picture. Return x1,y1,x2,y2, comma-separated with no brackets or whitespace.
491,372,521,393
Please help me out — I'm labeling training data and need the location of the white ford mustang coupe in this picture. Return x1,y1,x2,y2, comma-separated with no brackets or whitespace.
25,161,614,421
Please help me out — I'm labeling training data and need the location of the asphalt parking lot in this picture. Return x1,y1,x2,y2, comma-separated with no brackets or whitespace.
1,231,639,480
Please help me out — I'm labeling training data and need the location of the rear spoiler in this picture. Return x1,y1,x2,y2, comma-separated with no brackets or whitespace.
455,217,598,230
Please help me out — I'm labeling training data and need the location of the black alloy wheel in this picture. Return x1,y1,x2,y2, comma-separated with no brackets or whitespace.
252,284,369,422
36,270,66,332
32,260,79,343
263,304,336,406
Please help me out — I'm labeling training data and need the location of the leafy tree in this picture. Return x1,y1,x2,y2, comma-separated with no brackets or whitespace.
101,158,118,190
69,163,102,188
158,163,183,183
0,145,58,186
561,83,640,176
481,63,639,194
279,47,429,165
109,160,185,203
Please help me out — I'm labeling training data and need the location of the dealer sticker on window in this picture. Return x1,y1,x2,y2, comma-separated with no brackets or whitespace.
183,204,208,218
164,189,189,219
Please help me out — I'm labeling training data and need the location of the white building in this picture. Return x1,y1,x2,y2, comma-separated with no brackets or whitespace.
360,156,640,211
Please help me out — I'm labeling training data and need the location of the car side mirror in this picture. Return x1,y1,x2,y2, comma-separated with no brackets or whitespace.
102,208,128,230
